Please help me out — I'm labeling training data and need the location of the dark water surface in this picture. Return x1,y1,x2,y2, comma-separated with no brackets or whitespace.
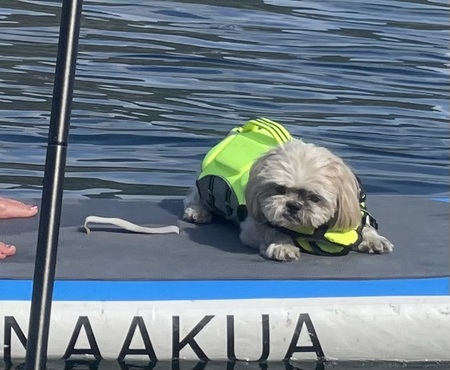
0,0,448,200
0,1,449,368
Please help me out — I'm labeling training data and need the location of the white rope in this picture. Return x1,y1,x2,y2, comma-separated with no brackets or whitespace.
84,216,180,235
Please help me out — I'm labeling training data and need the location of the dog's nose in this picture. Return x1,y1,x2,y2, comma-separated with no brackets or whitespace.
286,201,302,213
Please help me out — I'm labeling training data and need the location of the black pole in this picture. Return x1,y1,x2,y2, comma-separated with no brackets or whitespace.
25,0,83,369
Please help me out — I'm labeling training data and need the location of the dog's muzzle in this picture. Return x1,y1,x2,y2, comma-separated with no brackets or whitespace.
286,200,302,214
283,201,302,222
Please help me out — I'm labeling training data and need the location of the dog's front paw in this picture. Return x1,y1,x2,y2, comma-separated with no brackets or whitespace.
263,243,300,261
358,236,394,254
358,227,394,254
183,206,213,224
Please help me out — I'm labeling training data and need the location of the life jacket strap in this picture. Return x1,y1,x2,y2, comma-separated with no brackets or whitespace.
197,176,239,222
357,176,379,230
265,222,353,256
362,209,378,230
299,241,352,256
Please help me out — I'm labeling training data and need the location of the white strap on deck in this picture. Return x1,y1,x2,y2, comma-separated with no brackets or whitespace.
84,216,180,235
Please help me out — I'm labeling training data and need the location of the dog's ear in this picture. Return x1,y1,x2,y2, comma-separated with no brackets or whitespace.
331,165,361,231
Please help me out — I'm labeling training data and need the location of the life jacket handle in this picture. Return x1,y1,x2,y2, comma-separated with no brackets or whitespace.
238,117,292,145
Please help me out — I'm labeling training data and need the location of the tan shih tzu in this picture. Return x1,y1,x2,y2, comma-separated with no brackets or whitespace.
183,120,393,261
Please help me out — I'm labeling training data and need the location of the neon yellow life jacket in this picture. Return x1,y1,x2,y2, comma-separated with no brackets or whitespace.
197,117,292,222
196,118,373,256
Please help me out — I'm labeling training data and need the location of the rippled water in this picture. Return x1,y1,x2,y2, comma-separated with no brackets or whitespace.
2,360,447,370
0,0,449,201
1,2,449,369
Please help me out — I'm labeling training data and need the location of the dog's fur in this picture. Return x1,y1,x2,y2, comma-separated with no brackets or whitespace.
183,139,393,261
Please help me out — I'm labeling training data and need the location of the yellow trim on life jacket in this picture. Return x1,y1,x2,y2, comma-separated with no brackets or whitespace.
285,221,363,255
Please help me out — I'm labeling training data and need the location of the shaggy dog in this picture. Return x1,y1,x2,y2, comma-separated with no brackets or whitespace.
183,138,393,261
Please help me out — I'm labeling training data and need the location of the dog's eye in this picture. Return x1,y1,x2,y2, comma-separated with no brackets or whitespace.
274,185,286,194
309,194,321,203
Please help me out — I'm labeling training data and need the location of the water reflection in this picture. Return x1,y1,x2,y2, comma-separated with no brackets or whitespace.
4,359,447,370
0,0,448,199
3,359,327,370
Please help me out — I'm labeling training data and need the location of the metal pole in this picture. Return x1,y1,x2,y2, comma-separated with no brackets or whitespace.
25,0,83,369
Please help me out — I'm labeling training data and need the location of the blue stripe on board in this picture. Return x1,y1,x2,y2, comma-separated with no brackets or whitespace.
433,197,449,203
0,277,448,301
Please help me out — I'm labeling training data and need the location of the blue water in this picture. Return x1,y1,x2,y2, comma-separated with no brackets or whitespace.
0,0,449,368
0,0,448,201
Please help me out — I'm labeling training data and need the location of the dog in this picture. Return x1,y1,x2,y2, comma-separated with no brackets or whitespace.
183,121,393,261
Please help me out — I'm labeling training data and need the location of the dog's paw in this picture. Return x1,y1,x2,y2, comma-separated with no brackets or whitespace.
263,243,300,261
358,227,394,254
183,206,213,224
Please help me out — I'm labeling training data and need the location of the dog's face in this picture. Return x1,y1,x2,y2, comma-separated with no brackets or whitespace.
245,140,362,231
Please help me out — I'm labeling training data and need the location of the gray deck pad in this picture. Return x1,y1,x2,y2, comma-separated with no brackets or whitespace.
1,195,448,281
